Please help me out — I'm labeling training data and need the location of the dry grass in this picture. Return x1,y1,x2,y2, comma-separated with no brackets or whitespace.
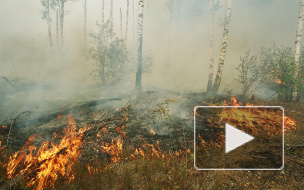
0,101,304,190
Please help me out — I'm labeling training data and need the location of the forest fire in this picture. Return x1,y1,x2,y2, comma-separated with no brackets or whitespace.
100,138,123,164
5,115,89,190
218,97,296,134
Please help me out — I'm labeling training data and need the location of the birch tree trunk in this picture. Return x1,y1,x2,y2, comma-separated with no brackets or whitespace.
212,0,232,93
125,0,130,41
292,0,304,101
59,0,66,47
84,0,87,48
56,9,59,49
120,8,123,38
110,0,113,28
47,0,53,48
136,0,144,91
101,0,105,84
207,0,214,92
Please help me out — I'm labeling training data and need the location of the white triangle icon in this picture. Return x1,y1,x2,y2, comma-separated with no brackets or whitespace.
225,123,254,153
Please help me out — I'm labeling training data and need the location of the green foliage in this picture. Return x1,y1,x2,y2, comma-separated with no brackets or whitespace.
152,98,177,133
236,50,260,96
152,99,177,122
89,20,127,85
260,45,304,101
89,20,153,85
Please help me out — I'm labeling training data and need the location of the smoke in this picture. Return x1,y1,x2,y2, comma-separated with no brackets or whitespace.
0,0,301,122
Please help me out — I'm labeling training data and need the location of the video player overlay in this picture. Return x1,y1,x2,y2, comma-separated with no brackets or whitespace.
194,105,286,170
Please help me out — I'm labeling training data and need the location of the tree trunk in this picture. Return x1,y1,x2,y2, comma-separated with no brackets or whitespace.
59,0,66,46
133,0,135,46
110,0,113,28
56,9,59,49
136,0,144,91
120,8,123,38
212,0,232,93
101,0,104,26
47,0,53,48
84,0,87,48
207,0,214,92
101,0,105,84
125,0,130,42
293,0,304,101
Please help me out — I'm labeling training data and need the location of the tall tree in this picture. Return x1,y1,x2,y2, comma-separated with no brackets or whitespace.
120,8,123,38
110,0,114,26
207,0,214,91
41,0,53,48
101,0,105,84
292,0,304,101
212,0,232,93
136,0,144,91
58,0,67,46
125,0,130,42
83,0,87,48
56,9,59,49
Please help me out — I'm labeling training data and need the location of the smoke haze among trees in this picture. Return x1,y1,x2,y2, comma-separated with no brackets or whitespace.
0,0,302,94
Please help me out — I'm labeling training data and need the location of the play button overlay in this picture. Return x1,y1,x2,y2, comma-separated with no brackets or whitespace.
194,106,284,170
225,123,255,153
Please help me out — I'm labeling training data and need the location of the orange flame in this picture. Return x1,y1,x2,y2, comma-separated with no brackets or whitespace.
150,128,155,135
6,115,89,190
100,138,123,164
218,97,296,135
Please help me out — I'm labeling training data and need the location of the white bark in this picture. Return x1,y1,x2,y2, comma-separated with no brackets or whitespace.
136,0,144,91
120,8,123,38
110,0,113,26
125,0,130,41
207,0,214,91
293,0,304,101
84,0,87,48
56,8,59,49
213,0,232,93
47,0,53,48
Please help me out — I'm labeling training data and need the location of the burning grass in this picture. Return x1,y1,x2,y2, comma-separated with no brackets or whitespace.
4,115,90,189
0,95,302,189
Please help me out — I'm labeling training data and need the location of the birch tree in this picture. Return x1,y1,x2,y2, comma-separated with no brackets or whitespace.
83,0,87,48
207,0,214,91
120,8,123,38
110,0,114,28
41,0,53,48
136,0,144,91
58,0,67,46
292,0,304,101
56,9,59,49
125,0,130,42
212,0,232,93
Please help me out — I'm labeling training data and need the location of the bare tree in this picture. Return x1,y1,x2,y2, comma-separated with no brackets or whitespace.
212,0,232,93
120,8,123,38
110,0,114,26
136,0,144,91
41,0,53,48
207,0,220,92
125,0,130,42
292,0,304,101
56,9,59,49
83,0,87,48
58,0,67,46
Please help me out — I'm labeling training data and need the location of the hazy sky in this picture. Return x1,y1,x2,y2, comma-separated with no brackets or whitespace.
0,0,301,93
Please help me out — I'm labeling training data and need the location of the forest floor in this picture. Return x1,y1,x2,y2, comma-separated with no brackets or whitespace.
0,91,303,190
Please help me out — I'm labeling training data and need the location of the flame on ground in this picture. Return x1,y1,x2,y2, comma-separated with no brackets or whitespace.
6,115,89,190
219,97,296,134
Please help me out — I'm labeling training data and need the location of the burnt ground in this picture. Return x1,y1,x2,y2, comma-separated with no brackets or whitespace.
0,91,304,189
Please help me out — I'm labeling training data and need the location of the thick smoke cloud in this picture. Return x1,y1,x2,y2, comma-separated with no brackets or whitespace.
0,0,301,121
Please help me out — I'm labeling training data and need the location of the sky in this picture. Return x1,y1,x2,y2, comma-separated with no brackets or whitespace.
0,0,302,93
